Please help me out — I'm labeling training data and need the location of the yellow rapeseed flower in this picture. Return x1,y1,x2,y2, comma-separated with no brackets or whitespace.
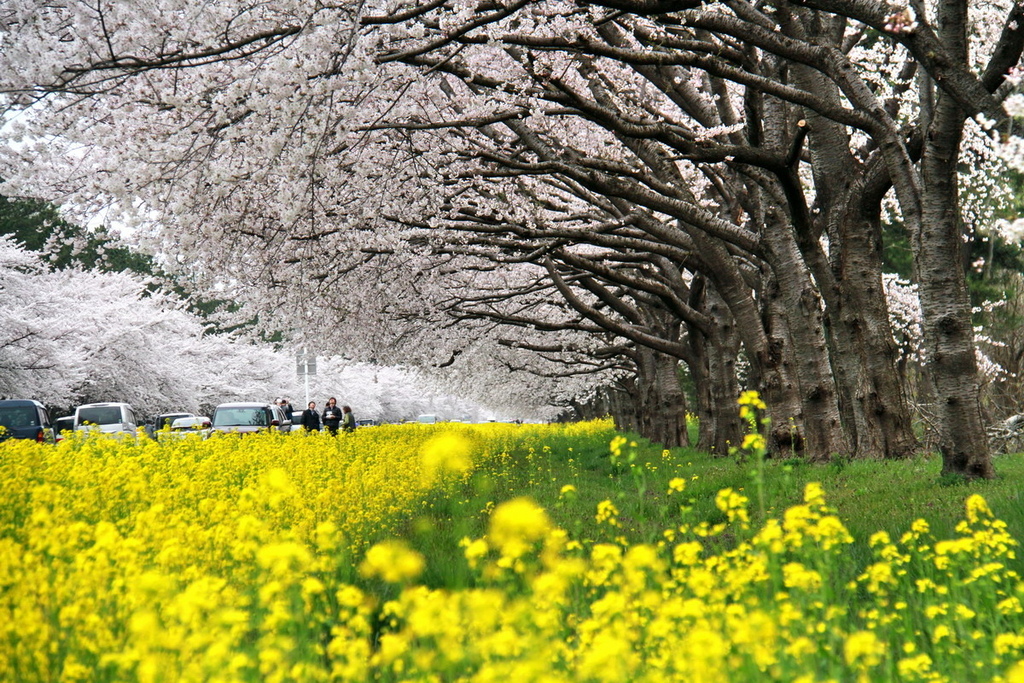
859,562,898,595
10,421,1024,681
1005,661,1024,683
715,487,750,526
256,542,313,576
673,541,703,566
741,433,766,451
896,653,935,679
785,637,817,660
844,630,885,668
595,500,620,527
738,390,767,410
488,498,552,558
359,540,425,583
462,537,490,568
803,482,826,507
965,494,993,525
783,562,823,592
419,433,475,483
559,484,578,504
998,597,1024,615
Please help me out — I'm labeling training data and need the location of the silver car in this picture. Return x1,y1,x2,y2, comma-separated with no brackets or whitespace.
211,402,291,435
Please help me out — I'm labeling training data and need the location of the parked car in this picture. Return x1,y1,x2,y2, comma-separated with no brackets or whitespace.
290,410,305,432
148,412,196,438
74,402,139,436
416,414,438,424
0,399,55,443
210,402,291,435
53,416,75,442
356,418,378,428
165,416,212,440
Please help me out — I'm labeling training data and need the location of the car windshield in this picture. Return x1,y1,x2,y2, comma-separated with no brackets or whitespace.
213,408,268,427
0,406,37,429
78,406,122,425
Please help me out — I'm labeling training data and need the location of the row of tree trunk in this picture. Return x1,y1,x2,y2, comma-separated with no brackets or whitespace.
405,1,1019,479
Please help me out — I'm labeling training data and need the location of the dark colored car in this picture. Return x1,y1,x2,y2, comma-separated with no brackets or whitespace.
148,412,196,439
165,416,212,440
53,416,75,442
211,402,291,435
0,399,55,443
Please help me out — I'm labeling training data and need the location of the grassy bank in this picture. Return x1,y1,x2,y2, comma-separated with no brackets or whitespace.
409,419,1024,589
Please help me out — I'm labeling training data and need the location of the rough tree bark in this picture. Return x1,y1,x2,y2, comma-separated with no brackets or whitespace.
828,194,919,460
634,346,690,448
912,0,993,478
690,284,744,455
780,26,919,461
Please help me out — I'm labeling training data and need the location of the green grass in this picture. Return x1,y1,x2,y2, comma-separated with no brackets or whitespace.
400,427,1024,589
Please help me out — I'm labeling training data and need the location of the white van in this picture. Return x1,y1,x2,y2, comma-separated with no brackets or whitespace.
74,402,139,436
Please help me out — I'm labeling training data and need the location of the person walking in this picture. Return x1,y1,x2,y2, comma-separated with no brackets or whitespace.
341,405,356,433
322,397,342,435
300,401,321,431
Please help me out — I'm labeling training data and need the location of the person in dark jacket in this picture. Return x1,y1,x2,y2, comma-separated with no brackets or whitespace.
322,397,342,435
300,401,321,431
341,405,356,433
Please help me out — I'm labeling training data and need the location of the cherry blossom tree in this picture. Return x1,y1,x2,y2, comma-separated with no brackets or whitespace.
0,236,83,403
2,0,1024,476
1,235,535,420
0,234,311,413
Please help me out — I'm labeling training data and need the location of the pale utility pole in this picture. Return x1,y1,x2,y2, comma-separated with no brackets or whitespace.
296,348,317,406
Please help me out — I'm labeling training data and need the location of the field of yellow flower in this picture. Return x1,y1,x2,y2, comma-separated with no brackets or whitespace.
3,419,1024,682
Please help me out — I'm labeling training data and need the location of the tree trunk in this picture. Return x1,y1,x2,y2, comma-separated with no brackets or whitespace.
689,229,807,457
918,110,993,477
761,215,849,461
828,200,919,459
782,34,919,462
692,287,743,455
605,383,639,433
913,0,993,479
634,347,689,448
746,54,844,461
